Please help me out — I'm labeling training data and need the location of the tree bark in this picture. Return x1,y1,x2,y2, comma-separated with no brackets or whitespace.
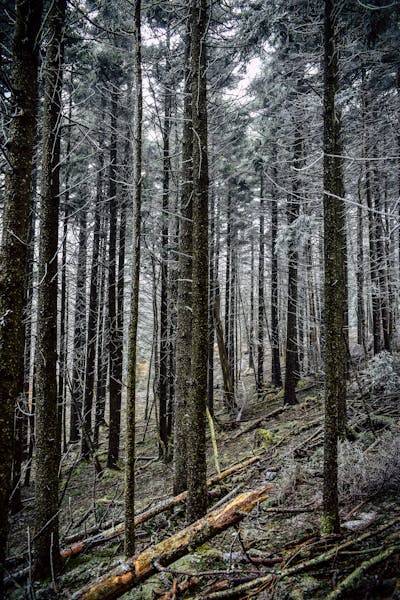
0,0,42,588
173,17,193,496
257,173,265,398
107,89,121,468
270,157,282,387
82,124,104,460
283,130,301,406
159,29,172,460
186,0,209,522
33,0,66,578
125,0,142,556
321,0,346,536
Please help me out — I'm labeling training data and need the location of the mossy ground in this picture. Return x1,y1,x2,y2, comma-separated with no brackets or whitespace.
6,372,400,598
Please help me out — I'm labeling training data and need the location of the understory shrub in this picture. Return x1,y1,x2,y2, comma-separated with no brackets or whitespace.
338,426,400,501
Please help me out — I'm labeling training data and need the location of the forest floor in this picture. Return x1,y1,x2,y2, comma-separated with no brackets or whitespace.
5,368,400,599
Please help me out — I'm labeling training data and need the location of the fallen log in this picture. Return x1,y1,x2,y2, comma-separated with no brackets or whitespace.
61,455,262,559
196,515,400,599
327,544,400,600
71,486,271,600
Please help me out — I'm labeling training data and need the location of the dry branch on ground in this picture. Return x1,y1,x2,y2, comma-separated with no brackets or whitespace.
71,486,271,600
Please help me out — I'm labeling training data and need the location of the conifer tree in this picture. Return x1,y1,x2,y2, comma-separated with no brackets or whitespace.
33,0,66,578
0,0,43,590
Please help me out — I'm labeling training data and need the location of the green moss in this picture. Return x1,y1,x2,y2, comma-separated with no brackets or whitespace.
296,379,309,389
256,428,274,448
320,513,340,536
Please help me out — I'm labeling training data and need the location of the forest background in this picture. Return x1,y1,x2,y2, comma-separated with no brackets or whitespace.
1,0,400,598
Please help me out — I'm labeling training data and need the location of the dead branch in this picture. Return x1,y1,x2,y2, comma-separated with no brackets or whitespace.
193,516,400,599
71,486,271,600
61,455,263,559
326,544,400,599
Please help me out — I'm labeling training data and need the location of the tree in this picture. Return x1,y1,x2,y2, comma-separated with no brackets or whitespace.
125,0,142,556
270,152,282,387
107,88,120,468
33,0,66,578
186,0,209,522
283,125,301,406
173,17,193,495
0,0,43,591
321,0,346,536
257,173,265,398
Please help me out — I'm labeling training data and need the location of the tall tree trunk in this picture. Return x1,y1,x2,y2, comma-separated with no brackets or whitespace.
257,173,265,399
186,0,209,522
0,1,42,586
208,191,216,415
173,21,193,496
223,190,236,412
125,0,142,556
159,34,172,460
321,0,346,536
33,0,66,578
362,78,381,355
11,189,37,514
283,127,301,406
59,76,73,455
373,159,391,352
356,175,366,350
70,208,87,443
270,159,282,387
107,89,120,468
228,219,236,403
21,194,38,488
114,187,127,446
94,220,108,446
81,162,103,459
249,236,255,371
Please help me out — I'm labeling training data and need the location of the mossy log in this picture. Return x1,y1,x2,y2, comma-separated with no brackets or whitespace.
61,455,262,559
196,516,400,599
71,486,270,600
327,544,400,600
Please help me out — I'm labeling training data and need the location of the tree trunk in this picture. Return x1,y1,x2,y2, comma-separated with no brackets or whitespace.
33,0,66,578
321,0,346,536
81,139,104,459
208,191,216,415
186,0,209,522
106,88,121,468
257,173,265,398
159,34,172,460
173,20,193,496
283,130,301,406
356,176,366,350
270,158,282,387
59,76,73,456
11,189,37,513
70,208,87,443
21,194,38,488
362,78,381,355
0,0,42,588
125,0,142,556
94,220,108,446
